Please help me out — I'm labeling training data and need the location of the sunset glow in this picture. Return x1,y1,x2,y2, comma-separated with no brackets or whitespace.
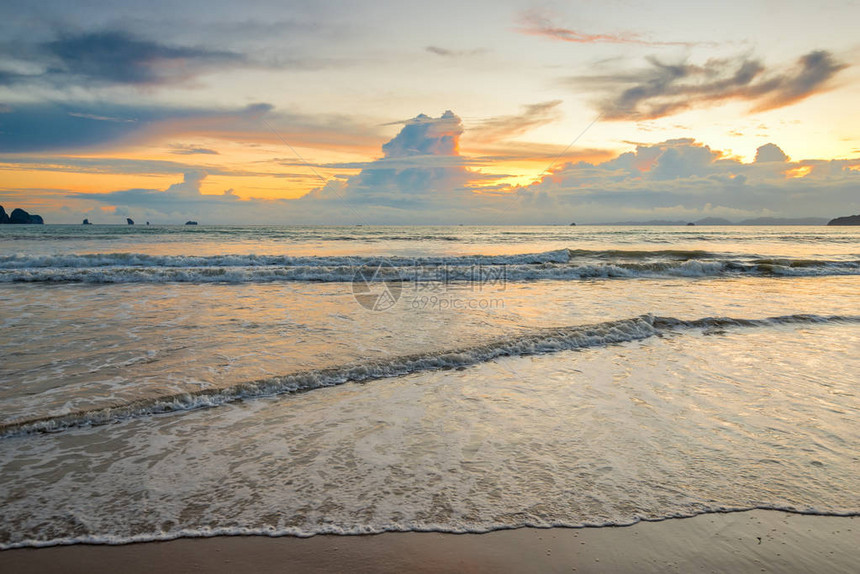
1,1,858,223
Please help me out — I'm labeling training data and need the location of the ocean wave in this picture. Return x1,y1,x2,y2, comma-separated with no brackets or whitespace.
0,250,572,269
2,313,856,438
0,249,857,283
2,505,858,549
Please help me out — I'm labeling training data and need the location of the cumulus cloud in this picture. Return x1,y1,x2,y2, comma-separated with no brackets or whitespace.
382,111,462,157
68,171,251,223
57,112,481,223
24,111,860,225
72,171,233,210
754,143,789,163
574,51,847,120
523,139,859,221
301,111,487,216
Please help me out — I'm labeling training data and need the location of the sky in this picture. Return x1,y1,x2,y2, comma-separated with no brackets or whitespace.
1,0,858,224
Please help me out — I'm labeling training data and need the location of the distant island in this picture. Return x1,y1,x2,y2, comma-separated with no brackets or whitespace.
827,214,860,225
0,205,44,224
590,217,829,226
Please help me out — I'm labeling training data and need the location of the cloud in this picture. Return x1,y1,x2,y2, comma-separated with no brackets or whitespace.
0,101,380,153
574,51,847,120
754,143,789,163
0,103,146,153
0,30,247,89
305,111,486,212
522,139,859,221
72,171,238,212
470,101,563,142
54,111,503,223
66,112,137,123
0,155,311,179
517,9,696,47
0,102,243,153
52,112,477,222
45,30,244,86
381,111,462,157
17,111,860,225
168,144,220,155
308,132,858,223
755,51,848,110
425,46,485,58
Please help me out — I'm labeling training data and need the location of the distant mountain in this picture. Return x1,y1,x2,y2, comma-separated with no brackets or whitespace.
694,217,734,225
591,219,688,226
737,217,828,225
827,214,860,225
590,216,828,226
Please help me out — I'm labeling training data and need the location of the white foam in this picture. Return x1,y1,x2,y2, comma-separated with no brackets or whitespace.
3,505,858,550
3,313,856,438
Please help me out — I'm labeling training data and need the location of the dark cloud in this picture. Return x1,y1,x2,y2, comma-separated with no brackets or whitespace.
0,25,341,92
0,102,234,153
575,51,847,120
756,51,847,110
0,103,151,152
517,9,696,47
41,30,244,86
0,30,247,89
0,101,377,154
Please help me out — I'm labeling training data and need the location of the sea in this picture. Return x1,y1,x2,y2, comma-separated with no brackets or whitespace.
0,224,858,548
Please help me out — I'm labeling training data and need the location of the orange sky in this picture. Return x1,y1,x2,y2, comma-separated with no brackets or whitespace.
1,1,858,223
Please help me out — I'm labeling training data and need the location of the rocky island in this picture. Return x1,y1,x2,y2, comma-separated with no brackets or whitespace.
0,205,44,224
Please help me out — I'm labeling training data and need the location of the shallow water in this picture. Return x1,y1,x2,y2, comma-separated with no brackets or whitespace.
0,225,857,548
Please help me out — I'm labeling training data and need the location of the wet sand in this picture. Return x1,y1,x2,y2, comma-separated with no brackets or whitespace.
1,510,855,573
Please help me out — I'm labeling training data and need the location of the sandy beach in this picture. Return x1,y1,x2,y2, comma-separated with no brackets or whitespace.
1,510,855,573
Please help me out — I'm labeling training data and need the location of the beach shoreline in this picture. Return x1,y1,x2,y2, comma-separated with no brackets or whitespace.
1,510,855,573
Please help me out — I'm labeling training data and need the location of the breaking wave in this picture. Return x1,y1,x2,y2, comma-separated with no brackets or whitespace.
2,312,856,438
0,249,857,283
